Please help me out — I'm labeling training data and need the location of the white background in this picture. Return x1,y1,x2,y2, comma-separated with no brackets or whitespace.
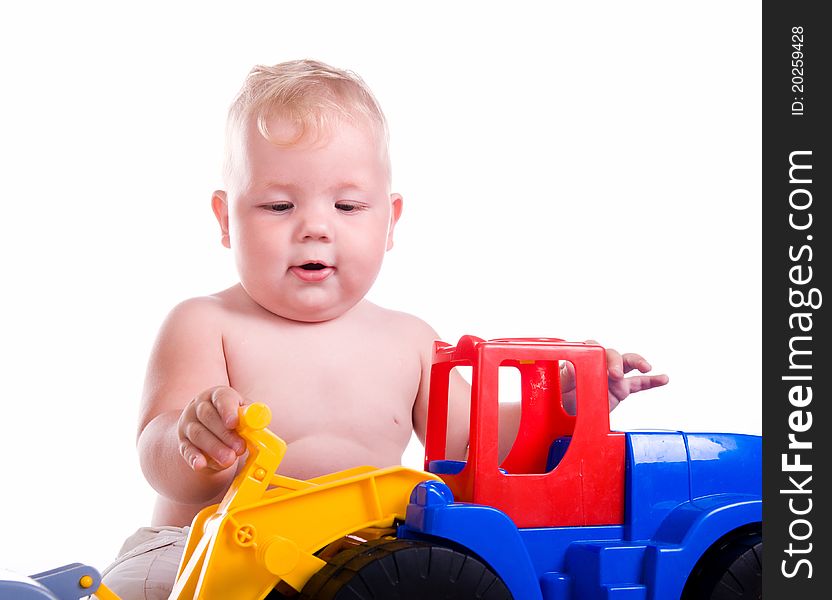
0,1,761,576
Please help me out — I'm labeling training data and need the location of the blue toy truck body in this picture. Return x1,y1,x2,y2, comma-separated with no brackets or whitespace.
401,430,761,599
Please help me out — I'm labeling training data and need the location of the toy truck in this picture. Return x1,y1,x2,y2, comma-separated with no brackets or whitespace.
1,336,762,599
164,336,764,599
399,337,762,599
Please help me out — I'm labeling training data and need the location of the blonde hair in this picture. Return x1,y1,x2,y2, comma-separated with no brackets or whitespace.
223,59,390,185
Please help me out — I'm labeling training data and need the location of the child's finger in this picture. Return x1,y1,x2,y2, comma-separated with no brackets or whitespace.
179,439,207,471
182,421,238,469
622,352,652,373
210,387,245,429
627,374,669,393
195,398,245,454
605,348,624,379
559,360,577,391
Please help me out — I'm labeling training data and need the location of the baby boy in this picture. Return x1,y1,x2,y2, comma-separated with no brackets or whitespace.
102,59,667,599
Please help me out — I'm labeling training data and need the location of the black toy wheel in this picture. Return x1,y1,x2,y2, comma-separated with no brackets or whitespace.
682,531,762,600
297,538,512,600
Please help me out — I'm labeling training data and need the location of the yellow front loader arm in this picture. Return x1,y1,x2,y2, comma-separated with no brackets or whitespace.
169,403,441,600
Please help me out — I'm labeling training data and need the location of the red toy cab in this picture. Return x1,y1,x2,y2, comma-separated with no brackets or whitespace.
424,336,626,528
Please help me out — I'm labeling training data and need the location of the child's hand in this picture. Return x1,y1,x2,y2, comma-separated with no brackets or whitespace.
561,341,669,412
176,386,248,472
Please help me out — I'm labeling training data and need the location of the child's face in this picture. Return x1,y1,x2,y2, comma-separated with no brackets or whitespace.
213,116,401,322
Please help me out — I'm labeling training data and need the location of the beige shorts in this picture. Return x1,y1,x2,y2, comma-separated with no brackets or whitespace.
100,526,189,600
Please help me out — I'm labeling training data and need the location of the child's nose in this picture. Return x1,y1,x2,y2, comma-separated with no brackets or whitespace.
296,211,332,242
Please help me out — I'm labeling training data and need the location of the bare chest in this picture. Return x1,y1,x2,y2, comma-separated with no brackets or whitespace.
219,318,422,450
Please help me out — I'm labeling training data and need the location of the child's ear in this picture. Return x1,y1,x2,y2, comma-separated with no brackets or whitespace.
386,193,403,251
211,190,231,248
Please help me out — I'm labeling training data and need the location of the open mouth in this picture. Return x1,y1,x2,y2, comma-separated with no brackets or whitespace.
290,262,334,282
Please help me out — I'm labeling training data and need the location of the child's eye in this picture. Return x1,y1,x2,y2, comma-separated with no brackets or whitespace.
265,202,293,213
335,202,364,213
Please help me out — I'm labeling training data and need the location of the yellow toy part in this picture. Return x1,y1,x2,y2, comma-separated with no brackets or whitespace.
169,403,441,600
90,581,121,600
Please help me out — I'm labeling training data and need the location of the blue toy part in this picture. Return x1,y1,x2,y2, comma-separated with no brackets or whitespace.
685,433,762,500
518,526,625,578
646,495,761,599
428,460,508,476
0,570,56,600
521,526,648,599
0,563,104,600
406,431,762,599
33,563,103,600
545,436,572,471
400,480,544,600
624,432,762,540
564,541,651,598
625,431,762,598
427,460,467,475
624,432,691,541
404,480,681,600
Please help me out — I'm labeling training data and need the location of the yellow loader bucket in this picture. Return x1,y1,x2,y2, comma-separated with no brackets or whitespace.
169,403,440,600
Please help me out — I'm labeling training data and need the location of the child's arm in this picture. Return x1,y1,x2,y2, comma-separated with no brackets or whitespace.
411,325,471,461
411,339,520,462
137,298,247,505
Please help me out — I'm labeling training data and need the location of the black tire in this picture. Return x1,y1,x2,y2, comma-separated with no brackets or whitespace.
682,531,762,600
297,538,513,600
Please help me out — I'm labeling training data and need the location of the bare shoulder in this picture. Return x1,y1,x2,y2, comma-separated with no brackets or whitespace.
165,295,223,323
146,286,249,368
363,300,436,335
161,285,249,329
361,302,438,338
